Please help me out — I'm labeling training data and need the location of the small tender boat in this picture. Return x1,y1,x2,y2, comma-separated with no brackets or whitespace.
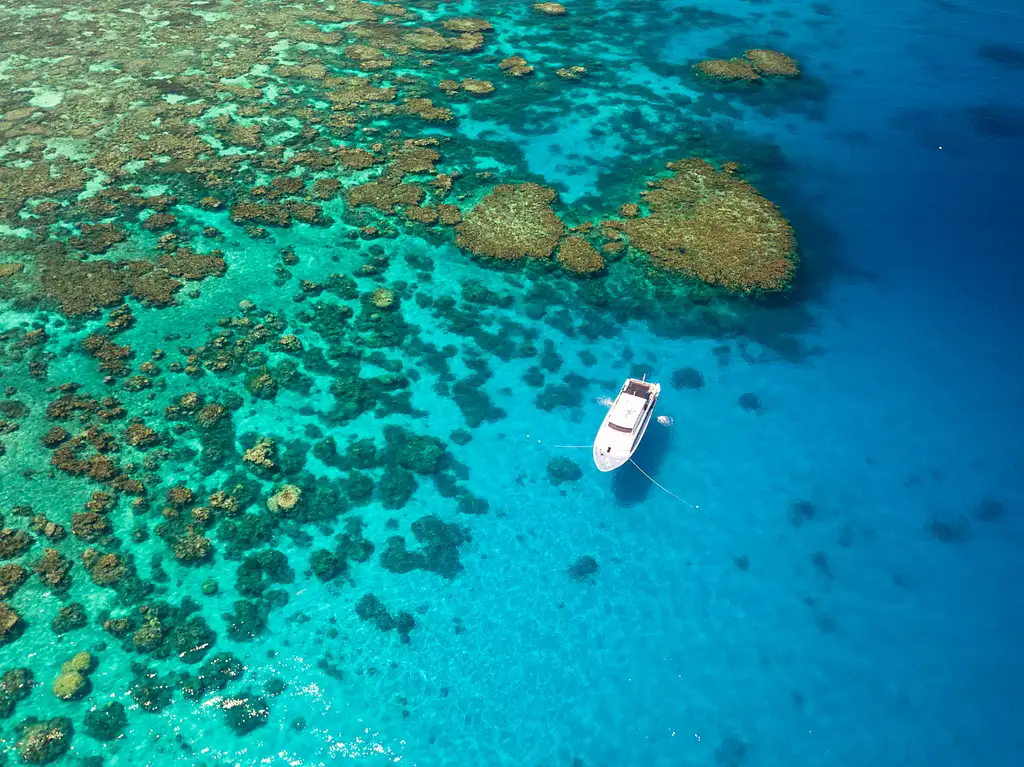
593,376,661,472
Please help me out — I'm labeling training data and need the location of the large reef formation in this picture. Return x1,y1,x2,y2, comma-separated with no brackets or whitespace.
454,161,795,292
455,184,566,261
608,159,797,293
0,2,800,315
693,49,802,81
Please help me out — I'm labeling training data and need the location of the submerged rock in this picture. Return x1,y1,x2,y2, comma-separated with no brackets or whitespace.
0,667,33,719
0,602,22,645
84,702,127,741
16,716,73,764
671,367,705,390
51,670,88,701
567,555,599,581
222,690,269,734
547,457,584,485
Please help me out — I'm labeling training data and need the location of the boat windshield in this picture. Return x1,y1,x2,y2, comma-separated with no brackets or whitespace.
608,422,633,433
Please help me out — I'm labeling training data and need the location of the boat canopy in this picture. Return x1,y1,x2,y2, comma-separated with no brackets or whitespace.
608,393,647,432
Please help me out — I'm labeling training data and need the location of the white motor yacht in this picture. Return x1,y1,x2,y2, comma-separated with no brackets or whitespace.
593,376,661,472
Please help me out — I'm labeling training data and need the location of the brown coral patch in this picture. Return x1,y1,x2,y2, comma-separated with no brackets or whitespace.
619,159,796,293
744,49,801,76
124,422,159,448
556,66,587,80
693,58,760,81
66,223,127,255
404,205,439,224
443,18,493,33
39,255,182,316
499,56,535,77
142,213,177,232
461,78,495,95
556,237,606,275
0,263,24,280
0,602,20,645
533,3,568,15
71,512,111,542
229,202,292,227
456,184,565,261
309,178,342,200
347,180,425,214
83,550,126,586
437,204,463,226
0,564,27,599
403,98,453,122
337,148,378,170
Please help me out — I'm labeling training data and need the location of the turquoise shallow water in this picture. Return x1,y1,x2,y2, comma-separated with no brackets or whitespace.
1,0,1023,765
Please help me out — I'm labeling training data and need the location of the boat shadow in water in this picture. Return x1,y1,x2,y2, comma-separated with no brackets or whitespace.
612,420,672,508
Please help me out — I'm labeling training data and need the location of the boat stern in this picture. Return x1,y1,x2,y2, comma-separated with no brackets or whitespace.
593,444,627,472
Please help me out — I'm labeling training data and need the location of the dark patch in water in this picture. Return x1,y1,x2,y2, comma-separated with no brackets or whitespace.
738,393,763,414
714,736,748,767
973,498,1004,522
567,555,599,582
967,104,1024,138
789,500,815,527
977,43,1024,70
812,550,834,580
925,514,971,543
816,614,837,633
671,367,705,390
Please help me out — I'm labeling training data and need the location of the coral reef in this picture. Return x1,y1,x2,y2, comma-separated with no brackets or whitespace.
567,555,599,581
533,2,567,14
355,593,416,643
743,49,801,76
694,49,800,80
52,652,94,701
267,484,302,514
0,0,815,759
499,55,535,77
617,159,797,293
456,184,565,260
556,237,605,275
0,668,33,719
671,367,705,389
0,602,21,645
693,58,761,81
15,717,73,763
461,78,496,95
222,691,269,734
547,457,584,485
370,288,396,309
84,702,127,741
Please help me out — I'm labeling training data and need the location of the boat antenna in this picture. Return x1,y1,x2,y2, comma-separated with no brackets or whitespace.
628,459,737,536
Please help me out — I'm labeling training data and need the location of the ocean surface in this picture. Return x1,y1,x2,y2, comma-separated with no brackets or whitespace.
0,0,1022,766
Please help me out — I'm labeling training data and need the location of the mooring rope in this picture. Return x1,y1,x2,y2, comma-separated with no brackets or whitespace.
524,434,591,449
629,458,737,536
628,458,698,509
522,433,736,535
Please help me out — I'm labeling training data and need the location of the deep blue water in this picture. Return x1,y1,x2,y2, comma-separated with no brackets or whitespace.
1,0,1023,765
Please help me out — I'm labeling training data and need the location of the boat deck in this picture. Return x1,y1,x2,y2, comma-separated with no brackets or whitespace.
624,380,655,399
